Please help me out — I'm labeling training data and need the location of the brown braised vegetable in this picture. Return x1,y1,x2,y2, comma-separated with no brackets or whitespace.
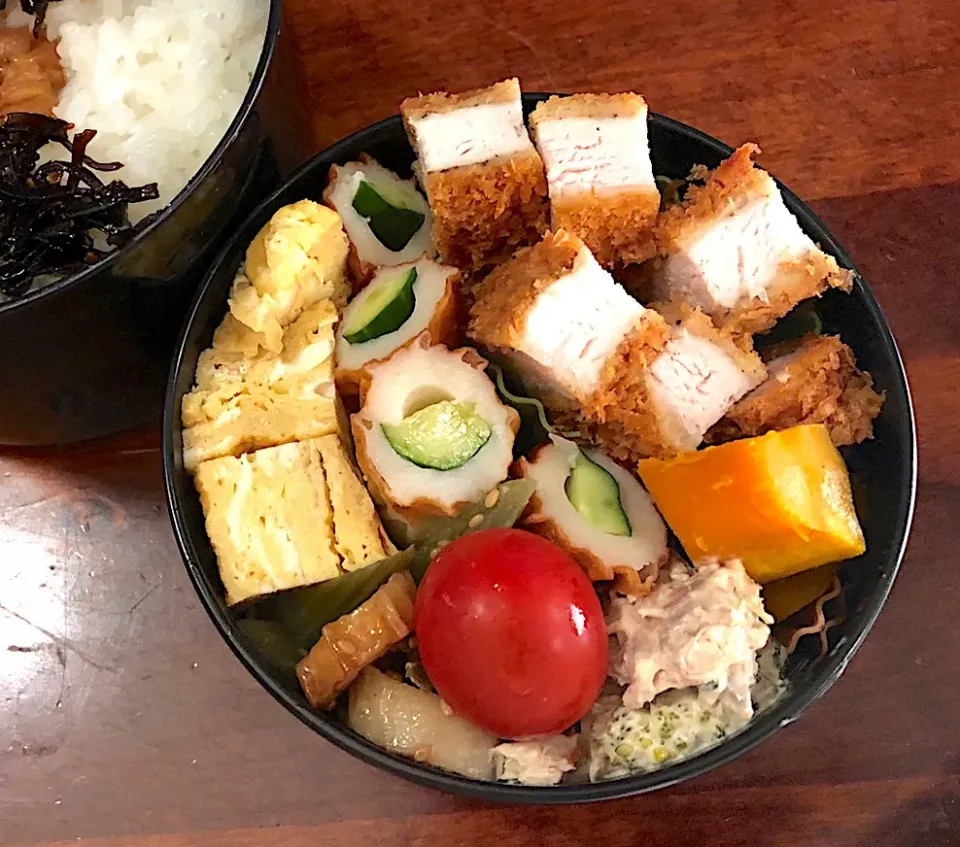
0,113,159,297
249,547,416,654
296,571,416,710
0,26,65,117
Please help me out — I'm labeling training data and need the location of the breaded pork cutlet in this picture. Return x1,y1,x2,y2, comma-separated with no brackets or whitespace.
467,230,766,462
467,229,667,429
401,78,548,274
530,93,660,267
707,334,885,446
648,145,853,334
588,305,766,461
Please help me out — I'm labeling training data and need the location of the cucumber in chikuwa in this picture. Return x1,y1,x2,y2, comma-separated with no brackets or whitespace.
565,451,632,537
341,266,418,344
323,157,434,285
514,435,668,595
382,400,492,471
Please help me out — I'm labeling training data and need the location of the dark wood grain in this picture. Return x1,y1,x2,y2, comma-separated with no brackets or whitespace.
3,1,959,845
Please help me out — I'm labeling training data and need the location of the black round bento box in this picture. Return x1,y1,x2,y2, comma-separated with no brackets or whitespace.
163,98,916,802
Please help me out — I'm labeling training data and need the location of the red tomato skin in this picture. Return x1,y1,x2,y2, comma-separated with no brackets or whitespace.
415,528,608,739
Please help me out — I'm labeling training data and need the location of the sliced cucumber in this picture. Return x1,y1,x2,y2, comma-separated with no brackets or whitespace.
564,451,632,537
352,180,426,252
359,177,417,211
382,401,492,471
342,266,418,344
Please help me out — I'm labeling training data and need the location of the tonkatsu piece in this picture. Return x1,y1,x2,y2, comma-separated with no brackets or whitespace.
619,305,767,454
401,78,548,274
708,334,885,446
467,230,765,461
649,145,853,334
530,93,660,267
467,228,667,417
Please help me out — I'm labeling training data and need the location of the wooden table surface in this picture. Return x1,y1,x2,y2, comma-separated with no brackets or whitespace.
3,1,959,845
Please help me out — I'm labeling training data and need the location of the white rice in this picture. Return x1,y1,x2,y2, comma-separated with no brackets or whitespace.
8,0,268,220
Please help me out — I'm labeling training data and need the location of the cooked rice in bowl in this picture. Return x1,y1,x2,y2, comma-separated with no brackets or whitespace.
6,0,268,220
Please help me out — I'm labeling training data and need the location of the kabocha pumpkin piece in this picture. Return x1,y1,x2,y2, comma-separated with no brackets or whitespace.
762,563,840,622
296,571,416,710
637,424,865,584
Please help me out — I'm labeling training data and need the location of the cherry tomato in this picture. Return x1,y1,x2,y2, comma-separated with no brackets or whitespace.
415,528,608,739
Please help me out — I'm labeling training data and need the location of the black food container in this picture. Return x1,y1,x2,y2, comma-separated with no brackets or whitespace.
0,0,308,445
163,102,917,802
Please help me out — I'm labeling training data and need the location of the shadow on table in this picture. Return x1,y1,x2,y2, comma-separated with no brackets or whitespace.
0,424,170,568
862,756,960,847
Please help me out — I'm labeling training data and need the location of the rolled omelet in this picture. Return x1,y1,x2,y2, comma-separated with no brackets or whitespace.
181,300,339,472
194,433,392,606
229,200,350,352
